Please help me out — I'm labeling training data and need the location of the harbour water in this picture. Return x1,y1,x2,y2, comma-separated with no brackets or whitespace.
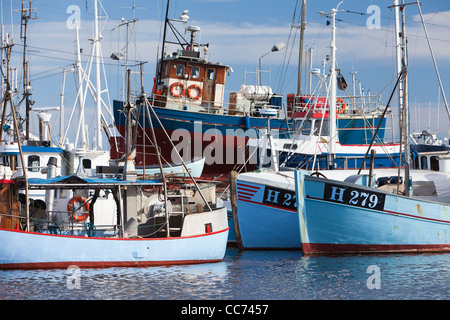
0,248,449,301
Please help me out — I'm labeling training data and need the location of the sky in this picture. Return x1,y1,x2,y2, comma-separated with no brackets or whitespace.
2,0,450,148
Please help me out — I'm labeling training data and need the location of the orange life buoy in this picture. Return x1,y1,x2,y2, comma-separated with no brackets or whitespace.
170,82,185,98
336,98,346,114
187,84,202,100
67,196,90,222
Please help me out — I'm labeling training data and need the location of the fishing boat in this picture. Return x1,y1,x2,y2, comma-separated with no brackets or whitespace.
110,2,289,179
230,169,298,249
248,8,401,171
0,0,228,270
294,167,450,255
0,165,228,270
248,91,402,171
135,157,205,178
294,0,450,255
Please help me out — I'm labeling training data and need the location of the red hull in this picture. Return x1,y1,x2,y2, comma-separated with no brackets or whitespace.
302,243,450,255
110,126,257,179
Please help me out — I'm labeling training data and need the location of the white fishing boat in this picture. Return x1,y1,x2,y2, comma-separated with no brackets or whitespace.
0,170,228,269
0,0,227,270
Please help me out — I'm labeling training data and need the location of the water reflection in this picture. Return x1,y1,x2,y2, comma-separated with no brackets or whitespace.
0,249,449,300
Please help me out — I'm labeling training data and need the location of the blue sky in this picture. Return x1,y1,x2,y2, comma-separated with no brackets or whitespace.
2,0,450,144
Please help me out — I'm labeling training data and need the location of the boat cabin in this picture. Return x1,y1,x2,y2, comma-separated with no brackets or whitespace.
154,26,230,114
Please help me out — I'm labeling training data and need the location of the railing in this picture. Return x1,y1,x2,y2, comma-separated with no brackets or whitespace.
291,94,386,115
149,92,284,118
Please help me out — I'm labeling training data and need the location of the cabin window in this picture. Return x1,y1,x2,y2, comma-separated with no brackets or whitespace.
58,188,67,199
294,120,312,135
191,66,200,79
313,119,329,136
83,159,92,169
206,69,215,80
176,64,185,77
283,143,298,150
27,155,40,172
420,156,428,170
430,156,439,171
0,156,8,167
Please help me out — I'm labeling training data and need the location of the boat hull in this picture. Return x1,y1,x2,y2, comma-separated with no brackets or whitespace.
136,157,205,178
0,227,228,269
233,172,300,249
295,170,450,255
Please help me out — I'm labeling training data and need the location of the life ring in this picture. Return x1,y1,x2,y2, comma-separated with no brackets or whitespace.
67,196,90,222
170,82,185,98
187,84,202,100
336,98,346,114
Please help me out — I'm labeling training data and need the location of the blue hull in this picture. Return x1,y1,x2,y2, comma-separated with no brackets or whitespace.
0,227,228,269
233,175,300,249
112,100,389,176
294,170,450,254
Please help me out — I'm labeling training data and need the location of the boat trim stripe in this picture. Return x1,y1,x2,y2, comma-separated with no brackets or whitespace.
0,227,229,241
0,259,224,270
236,182,260,190
302,242,450,255
237,191,255,196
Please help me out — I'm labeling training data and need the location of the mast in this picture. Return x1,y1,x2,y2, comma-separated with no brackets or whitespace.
19,0,34,142
59,69,66,146
400,1,410,196
1,0,4,99
93,0,102,150
320,2,343,169
393,0,404,130
297,0,306,96
157,0,170,88
392,0,411,196
74,27,87,150
2,42,30,230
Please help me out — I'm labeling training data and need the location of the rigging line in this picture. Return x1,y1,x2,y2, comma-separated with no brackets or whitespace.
330,12,450,43
12,42,144,65
275,0,303,93
346,8,450,29
274,0,299,90
341,85,399,167
357,70,404,175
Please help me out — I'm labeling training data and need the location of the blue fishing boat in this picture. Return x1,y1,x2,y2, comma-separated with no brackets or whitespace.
231,169,298,249
294,0,450,255
294,168,450,254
